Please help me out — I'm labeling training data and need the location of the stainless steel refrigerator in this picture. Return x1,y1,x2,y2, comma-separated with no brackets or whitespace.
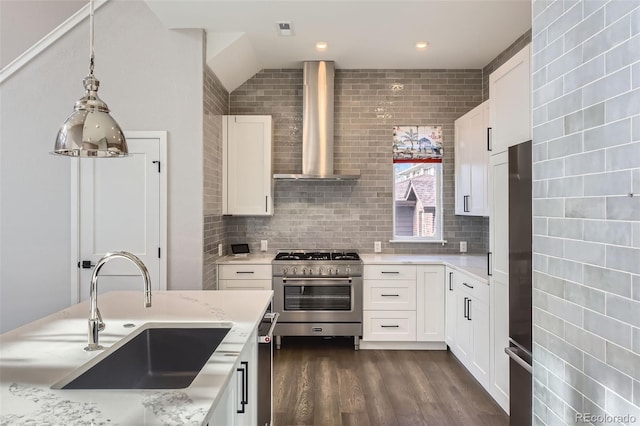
505,140,533,426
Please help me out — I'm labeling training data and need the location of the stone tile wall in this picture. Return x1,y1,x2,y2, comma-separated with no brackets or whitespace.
203,67,229,289
227,69,489,254
532,1,640,424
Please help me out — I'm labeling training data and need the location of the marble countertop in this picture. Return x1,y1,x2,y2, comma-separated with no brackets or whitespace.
0,290,272,426
360,253,489,283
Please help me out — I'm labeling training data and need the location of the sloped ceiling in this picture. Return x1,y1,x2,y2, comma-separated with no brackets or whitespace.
145,0,532,92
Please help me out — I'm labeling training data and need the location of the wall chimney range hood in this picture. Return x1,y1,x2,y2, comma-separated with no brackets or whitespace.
274,61,360,180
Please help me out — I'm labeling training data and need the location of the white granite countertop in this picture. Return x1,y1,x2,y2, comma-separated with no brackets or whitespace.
0,290,272,426
360,253,489,283
216,253,273,265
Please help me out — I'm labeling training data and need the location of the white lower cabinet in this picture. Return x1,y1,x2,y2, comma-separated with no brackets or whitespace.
363,310,416,341
444,268,456,346
363,264,444,345
447,268,490,390
416,265,445,342
217,264,272,290
207,329,258,426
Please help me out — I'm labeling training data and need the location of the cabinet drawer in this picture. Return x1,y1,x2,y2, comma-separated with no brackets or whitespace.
364,265,416,280
218,279,272,290
219,264,272,280
456,273,489,304
363,311,416,341
363,280,416,310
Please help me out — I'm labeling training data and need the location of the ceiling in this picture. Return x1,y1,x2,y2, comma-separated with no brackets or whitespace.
145,0,532,92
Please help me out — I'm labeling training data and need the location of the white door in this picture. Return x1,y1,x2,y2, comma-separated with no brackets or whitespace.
74,132,167,302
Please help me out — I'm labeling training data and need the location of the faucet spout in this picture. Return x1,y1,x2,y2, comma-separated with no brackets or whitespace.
85,251,152,351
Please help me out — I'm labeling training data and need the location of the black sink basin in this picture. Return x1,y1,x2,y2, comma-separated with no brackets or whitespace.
57,326,231,389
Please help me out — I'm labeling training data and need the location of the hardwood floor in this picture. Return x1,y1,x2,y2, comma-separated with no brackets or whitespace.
273,337,508,426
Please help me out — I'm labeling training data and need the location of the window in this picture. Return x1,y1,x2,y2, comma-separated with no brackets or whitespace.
392,126,444,242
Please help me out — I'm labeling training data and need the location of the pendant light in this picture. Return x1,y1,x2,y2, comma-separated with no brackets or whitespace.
52,0,127,157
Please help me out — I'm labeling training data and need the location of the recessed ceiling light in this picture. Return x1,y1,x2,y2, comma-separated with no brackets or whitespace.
416,41,429,50
315,41,328,51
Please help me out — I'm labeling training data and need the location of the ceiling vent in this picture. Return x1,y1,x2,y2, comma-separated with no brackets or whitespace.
276,21,294,36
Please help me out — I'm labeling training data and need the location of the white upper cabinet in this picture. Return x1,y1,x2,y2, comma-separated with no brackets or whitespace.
223,115,273,215
489,44,531,154
455,101,489,216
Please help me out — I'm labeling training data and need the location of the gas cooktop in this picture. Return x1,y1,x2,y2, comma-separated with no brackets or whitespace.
273,251,361,262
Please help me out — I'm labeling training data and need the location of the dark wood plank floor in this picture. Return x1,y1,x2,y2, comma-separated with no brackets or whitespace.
273,337,508,426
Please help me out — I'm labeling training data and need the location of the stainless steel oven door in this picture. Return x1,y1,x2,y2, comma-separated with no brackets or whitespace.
273,276,362,323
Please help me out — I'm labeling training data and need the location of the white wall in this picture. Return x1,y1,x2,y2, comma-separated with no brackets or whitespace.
0,0,204,333
0,0,85,68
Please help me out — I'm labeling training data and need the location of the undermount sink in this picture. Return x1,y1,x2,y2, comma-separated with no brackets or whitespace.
52,323,232,390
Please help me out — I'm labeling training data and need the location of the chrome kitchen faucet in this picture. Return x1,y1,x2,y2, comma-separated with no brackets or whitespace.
85,251,152,351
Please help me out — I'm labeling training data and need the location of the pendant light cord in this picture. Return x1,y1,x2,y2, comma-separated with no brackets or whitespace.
89,0,95,76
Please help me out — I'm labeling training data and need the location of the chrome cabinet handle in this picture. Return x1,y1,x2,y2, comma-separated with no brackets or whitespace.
448,272,453,291
487,252,492,276
380,325,400,328
236,271,255,274
381,294,400,297
467,298,472,321
381,271,400,274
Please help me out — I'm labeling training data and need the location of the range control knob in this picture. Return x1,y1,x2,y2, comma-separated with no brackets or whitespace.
335,268,340,275
319,267,324,275
308,267,314,275
346,267,351,275
292,267,298,275
283,267,288,275
328,268,334,275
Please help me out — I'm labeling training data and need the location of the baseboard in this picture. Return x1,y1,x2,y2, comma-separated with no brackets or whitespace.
359,341,447,350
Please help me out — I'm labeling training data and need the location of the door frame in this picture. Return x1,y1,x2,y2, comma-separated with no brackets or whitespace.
69,131,168,304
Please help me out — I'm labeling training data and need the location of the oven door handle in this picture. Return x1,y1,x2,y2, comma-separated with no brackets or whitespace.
258,312,279,344
282,277,353,283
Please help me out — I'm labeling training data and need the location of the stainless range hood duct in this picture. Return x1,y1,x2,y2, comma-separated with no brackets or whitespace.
274,61,359,180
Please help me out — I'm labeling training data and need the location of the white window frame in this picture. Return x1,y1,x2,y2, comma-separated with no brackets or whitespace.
391,162,445,244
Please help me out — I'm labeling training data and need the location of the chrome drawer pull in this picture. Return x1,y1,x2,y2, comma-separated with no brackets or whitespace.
381,294,400,297
380,325,400,328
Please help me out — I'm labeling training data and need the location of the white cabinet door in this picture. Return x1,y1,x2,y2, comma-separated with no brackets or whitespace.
208,376,236,426
223,116,273,215
416,265,445,342
489,44,531,154
455,101,489,216
490,273,510,412
454,286,472,360
444,268,456,347
471,296,490,389
489,149,510,412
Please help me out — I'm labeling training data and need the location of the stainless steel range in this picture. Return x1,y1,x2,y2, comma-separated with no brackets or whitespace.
272,250,363,350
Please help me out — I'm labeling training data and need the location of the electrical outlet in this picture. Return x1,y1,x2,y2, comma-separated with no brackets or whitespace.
460,241,467,253
218,243,223,256
374,241,382,253
260,240,268,251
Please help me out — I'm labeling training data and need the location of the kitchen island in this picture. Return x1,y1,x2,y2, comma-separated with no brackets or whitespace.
0,290,272,425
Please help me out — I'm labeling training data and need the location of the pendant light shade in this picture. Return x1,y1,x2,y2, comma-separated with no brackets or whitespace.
52,0,127,157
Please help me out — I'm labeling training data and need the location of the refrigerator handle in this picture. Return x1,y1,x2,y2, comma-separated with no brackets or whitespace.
487,252,492,276
505,346,532,373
